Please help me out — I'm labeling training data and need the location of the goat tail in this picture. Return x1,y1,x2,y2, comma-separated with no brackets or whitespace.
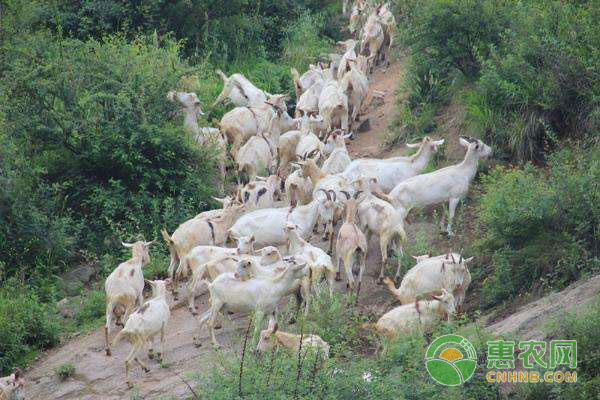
215,69,228,83
291,68,301,88
372,188,394,204
382,277,397,294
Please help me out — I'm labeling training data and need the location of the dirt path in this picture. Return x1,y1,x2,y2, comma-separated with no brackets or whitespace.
22,57,410,400
347,58,406,159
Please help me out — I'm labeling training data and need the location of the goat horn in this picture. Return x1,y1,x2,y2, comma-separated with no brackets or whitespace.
440,262,445,272
450,254,456,264
459,254,463,264
316,188,331,201
353,190,363,200
340,190,351,200
328,189,337,202
446,253,450,260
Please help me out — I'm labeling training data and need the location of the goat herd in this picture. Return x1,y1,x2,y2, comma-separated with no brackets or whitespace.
0,0,494,396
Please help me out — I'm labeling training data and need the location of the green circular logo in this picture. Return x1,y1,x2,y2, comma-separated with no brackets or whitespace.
425,334,477,386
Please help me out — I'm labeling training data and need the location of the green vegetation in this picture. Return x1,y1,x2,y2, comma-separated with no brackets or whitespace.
55,363,76,381
390,0,599,162
473,144,599,308
197,289,503,400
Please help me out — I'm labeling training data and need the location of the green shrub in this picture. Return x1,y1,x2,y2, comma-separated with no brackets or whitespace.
466,1,600,161
1,33,219,270
474,144,600,307
405,0,508,78
0,280,61,375
55,363,75,381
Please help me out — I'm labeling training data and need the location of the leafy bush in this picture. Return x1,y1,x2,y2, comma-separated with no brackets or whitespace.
404,0,508,78
0,280,61,375
466,1,600,161
1,33,218,268
29,0,339,62
474,144,600,307
55,363,75,381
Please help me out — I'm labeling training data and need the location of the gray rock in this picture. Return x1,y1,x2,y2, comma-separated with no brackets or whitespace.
61,265,97,296
69,265,96,284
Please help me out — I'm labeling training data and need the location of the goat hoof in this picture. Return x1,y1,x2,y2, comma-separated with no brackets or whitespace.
106,349,112,357
214,324,222,330
335,273,341,282
143,367,150,373
227,310,234,315
189,308,198,316
376,278,384,285
148,351,154,360
288,317,296,325
126,381,134,389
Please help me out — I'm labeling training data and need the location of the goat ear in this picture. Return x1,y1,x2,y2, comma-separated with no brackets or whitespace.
464,256,474,263
144,279,153,286
144,239,156,246
433,139,445,146
405,142,420,148
250,235,256,242
272,322,279,333
412,255,419,260
164,278,173,286
122,241,134,248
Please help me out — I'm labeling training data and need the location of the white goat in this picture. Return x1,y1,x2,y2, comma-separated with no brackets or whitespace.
322,130,352,174
341,66,369,125
240,175,283,211
384,253,473,308
234,134,277,183
318,76,350,133
220,96,297,158
212,70,270,108
363,290,456,337
195,261,310,347
360,13,384,72
336,39,359,82
104,240,155,356
295,79,325,118
256,319,330,364
342,136,444,193
285,167,314,206
185,247,284,314
167,91,226,187
291,67,324,101
376,3,397,66
380,137,492,235
228,189,335,249
336,192,368,294
111,279,171,388
285,223,337,295
172,235,256,297
352,176,407,282
162,203,243,280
